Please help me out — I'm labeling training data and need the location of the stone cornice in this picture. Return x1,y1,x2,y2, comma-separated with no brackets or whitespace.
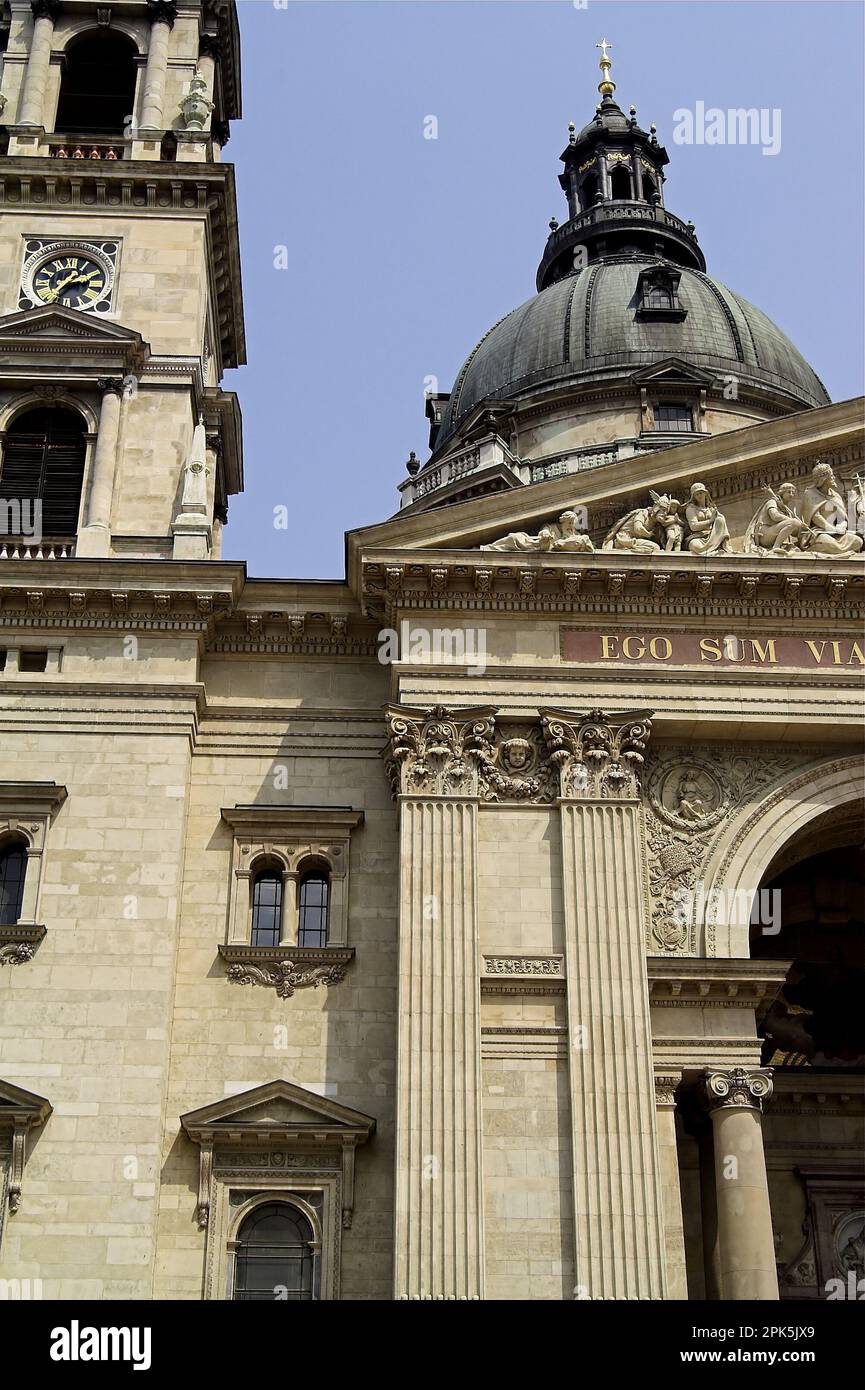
361,549,865,623
0,780,66,814
647,957,790,1012
220,805,363,836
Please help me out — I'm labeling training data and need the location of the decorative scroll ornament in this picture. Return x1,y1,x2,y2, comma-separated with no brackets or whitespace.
383,704,496,798
226,960,346,999
540,707,652,799
700,1066,773,1112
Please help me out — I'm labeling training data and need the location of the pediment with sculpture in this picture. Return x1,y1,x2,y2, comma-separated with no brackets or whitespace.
479,463,864,560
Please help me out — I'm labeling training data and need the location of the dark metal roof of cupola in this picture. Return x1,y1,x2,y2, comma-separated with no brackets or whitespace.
431,42,829,454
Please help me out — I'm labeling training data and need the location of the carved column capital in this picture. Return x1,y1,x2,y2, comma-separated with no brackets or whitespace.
654,1072,681,1108
540,707,653,799
383,703,496,799
700,1066,773,1113
146,0,177,26
31,0,63,21
199,33,222,60
96,376,125,398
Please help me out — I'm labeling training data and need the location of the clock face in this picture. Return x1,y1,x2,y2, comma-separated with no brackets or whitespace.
31,252,108,309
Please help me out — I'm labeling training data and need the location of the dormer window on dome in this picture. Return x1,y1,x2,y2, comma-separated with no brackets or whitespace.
636,265,687,322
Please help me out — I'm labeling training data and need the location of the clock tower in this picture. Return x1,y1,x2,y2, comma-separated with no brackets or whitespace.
0,0,244,559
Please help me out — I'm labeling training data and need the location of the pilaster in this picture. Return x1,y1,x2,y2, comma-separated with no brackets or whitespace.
384,704,495,1300
541,707,667,1299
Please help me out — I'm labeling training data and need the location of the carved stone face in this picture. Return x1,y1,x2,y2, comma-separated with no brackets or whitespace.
501,738,532,773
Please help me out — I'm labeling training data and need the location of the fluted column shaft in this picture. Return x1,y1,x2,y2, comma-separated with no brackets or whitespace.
385,705,494,1300
541,707,665,1299
559,799,666,1298
18,2,60,128
394,797,484,1299
701,1068,778,1300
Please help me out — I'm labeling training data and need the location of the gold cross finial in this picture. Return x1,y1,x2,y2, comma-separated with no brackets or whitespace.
596,37,616,97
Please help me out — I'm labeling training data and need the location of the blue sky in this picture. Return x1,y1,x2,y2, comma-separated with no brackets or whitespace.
222,0,864,578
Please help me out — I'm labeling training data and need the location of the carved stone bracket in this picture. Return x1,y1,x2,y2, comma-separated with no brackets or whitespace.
700,1066,774,1112
540,707,653,799
0,927,46,965
0,1080,52,1216
383,703,496,798
219,944,354,999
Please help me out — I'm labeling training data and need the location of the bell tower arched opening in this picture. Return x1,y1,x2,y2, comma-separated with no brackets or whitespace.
54,30,138,137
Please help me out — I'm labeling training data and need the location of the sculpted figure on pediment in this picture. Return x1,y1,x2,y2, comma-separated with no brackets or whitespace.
481,509,594,553
746,467,863,557
603,492,684,553
744,483,810,555
800,463,863,556
683,483,731,554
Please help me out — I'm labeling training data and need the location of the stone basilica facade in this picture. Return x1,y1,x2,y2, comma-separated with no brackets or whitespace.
0,4,862,1302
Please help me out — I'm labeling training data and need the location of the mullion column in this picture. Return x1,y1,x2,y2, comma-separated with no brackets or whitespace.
543,708,666,1300
386,706,493,1301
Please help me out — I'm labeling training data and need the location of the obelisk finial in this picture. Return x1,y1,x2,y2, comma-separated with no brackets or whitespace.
596,37,615,98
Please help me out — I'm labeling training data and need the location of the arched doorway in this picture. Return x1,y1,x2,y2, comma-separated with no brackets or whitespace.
55,30,138,136
750,805,864,1300
233,1201,318,1301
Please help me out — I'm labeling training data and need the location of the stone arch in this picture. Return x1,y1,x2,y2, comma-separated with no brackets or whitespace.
1,392,99,436
696,756,863,957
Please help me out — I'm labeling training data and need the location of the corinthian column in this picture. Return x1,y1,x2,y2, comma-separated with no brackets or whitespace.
18,0,62,129
700,1067,778,1300
76,378,124,557
384,704,495,1300
541,707,666,1299
139,0,177,132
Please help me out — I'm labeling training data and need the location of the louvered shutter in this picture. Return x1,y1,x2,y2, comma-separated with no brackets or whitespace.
0,408,86,537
